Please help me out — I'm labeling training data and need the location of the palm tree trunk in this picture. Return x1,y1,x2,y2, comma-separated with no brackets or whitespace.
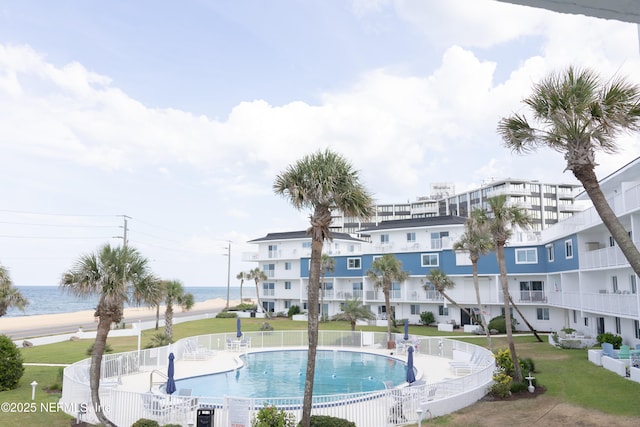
155,304,160,330
497,244,523,383
301,237,322,427
384,283,393,346
574,165,640,277
254,280,270,319
508,295,543,342
90,315,116,427
165,303,173,339
320,271,325,322
472,260,492,350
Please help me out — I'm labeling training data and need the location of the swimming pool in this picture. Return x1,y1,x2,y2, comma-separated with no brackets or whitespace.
173,349,410,398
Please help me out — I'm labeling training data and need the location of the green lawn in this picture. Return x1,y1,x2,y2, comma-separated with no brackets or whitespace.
2,318,640,426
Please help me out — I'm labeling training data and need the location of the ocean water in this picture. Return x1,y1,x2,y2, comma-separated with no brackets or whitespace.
5,286,256,317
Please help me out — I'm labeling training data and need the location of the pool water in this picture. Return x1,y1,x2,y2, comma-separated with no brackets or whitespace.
173,349,409,398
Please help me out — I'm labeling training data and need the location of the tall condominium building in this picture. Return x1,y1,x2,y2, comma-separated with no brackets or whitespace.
330,178,583,235
438,179,583,232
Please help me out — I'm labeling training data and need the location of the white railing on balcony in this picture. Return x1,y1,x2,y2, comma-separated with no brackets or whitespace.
518,290,548,303
547,290,639,317
262,289,275,297
60,331,494,427
580,241,639,270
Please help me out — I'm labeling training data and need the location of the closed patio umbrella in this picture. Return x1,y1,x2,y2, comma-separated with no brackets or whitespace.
166,352,176,395
237,317,243,338
406,346,416,384
403,319,409,341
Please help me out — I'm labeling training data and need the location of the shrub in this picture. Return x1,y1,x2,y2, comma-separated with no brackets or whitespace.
510,381,529,393
232,303,257,311
252,405,296,427
488,371,512,398
145,333,173,349
520,357,536,374
494,348,527,377
131,418,160,427
597,332,623,349
260,322,274,331
420,311,435,326
487,315,517,334
86,341,113,356
216,311,238,318
288,305,301,317
0,334,24,391
297,415,357,426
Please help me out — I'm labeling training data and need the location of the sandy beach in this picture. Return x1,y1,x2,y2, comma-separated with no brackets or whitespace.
0,297,239,338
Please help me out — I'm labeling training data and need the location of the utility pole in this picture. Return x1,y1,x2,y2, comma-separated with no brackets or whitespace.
122,215,129,248
114,215,130,248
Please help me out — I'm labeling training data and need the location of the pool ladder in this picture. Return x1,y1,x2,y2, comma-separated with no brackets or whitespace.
149,369,168,391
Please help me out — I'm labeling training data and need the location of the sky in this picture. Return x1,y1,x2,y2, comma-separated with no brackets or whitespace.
1,0,639,287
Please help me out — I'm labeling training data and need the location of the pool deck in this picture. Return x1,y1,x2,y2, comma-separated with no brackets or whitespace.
117,346,459,394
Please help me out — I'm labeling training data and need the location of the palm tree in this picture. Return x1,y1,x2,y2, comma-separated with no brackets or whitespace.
425,268,473,320
0,264,28,317
150,280,166,331
274,148,373,427
498,66,640,277
320,254,335,322
332,298,375,331
60,244,159,427
453,209,494,349
236,271,246,302
163,280,195,339
367,254,409,346
477,195,531,383
247,267,270,319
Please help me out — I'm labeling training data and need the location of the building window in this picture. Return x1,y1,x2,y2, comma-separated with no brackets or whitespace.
584,317,589,327
347,257,361,270
284,281,291,290
438,305,448,316
262,282,275,296
284,262,292,271
263,264,275,278
609,236,615,247
635,320,640,339
421,253,439,267
284,300,291,309
615,317,621,334
407,232,416,242
612,276,618,293
302,241,312,249
631,275,637,294
380,234,389,244
536,308,549,320
268,244,278,258
410,304,420,315
572,310,577,323
500,307,514,318
515,248,538,264
546,244,554,262
565,239,573,259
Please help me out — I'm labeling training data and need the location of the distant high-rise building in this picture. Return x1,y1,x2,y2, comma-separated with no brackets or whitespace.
330,178,583,235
